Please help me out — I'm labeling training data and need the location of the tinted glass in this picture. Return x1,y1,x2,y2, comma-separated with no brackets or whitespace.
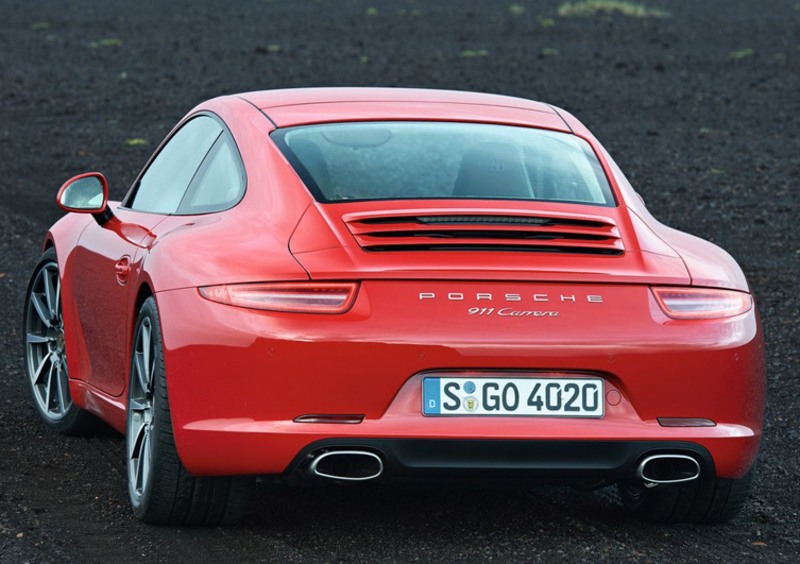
130,116,222,213
177,134,245,214
272,121,615,206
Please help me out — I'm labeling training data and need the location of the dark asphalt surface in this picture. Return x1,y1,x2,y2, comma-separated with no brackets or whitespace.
1,0,799,562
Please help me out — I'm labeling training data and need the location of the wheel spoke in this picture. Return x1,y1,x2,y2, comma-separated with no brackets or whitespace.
45,362,56,411
31,293,52,327
55,362,69,414
27,333,50,344
31,355,49,385
140,430,151,487
141,323,151,389
135,449,145,490
132,419,146,452
43,268,57,320
54,275,61,318
135,352,149,393
134,427,150,491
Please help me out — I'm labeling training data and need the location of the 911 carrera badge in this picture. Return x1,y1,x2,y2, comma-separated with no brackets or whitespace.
468,308,559,317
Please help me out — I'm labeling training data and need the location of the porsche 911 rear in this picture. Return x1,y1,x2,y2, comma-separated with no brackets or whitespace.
158,119,764,523
34,94,764,525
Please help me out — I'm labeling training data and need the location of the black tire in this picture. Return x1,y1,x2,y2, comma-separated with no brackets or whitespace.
618,470,753,523
126,296,254,526
23,247,98,435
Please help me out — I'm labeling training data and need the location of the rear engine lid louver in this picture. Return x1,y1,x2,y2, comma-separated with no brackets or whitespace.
343,213,624,256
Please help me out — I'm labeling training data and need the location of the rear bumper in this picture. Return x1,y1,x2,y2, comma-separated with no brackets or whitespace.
155,282,765,481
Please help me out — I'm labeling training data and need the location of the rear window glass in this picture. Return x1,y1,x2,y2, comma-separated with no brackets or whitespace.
271,121,615,206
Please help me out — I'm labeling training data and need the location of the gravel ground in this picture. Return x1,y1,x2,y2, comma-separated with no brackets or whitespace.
1,0,799,562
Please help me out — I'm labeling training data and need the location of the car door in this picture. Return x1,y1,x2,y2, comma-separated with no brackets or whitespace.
72,115,223,396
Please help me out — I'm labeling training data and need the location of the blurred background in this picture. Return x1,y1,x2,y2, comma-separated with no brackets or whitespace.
1,1,799,563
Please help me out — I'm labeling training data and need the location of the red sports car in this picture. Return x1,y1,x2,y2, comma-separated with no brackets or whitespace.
24,88,764,526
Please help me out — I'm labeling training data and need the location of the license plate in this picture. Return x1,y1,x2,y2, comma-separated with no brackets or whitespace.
422,377,604,417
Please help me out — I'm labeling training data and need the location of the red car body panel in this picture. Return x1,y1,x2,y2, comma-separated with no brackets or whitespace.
43,88,764,482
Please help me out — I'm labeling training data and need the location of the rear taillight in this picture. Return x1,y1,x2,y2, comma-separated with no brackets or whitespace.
199,282,359,313
652,287,752,320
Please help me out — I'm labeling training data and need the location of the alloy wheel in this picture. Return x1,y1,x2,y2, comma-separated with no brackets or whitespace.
25,262,71,420
128,317,156,503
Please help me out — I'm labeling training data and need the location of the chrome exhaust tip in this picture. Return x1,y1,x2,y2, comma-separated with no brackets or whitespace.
637,454,701,488
308,450,384,481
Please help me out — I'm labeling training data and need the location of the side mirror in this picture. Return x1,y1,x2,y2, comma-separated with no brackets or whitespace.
57,173,113,224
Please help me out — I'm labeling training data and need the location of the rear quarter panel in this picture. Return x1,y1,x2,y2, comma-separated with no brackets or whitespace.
140,96,313,292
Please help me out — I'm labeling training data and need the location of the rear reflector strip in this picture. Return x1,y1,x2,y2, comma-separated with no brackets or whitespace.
294,414,365,424
658,417,716,427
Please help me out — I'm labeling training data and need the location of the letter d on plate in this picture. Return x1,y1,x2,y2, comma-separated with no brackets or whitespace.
422,378,441,415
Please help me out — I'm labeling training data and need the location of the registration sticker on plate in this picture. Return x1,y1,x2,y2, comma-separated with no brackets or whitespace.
422,377,604,417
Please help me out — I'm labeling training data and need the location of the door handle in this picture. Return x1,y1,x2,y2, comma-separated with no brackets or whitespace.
115,256,132,283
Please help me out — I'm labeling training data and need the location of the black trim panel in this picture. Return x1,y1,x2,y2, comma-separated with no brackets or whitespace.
285,438,716,483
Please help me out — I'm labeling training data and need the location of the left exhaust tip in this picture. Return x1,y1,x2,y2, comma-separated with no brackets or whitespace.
308,450,384,481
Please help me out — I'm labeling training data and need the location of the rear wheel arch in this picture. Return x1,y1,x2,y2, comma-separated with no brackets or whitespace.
134,283,155,316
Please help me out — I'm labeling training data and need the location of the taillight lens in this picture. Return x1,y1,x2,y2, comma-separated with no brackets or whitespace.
199,282,359,313
652,287,752,320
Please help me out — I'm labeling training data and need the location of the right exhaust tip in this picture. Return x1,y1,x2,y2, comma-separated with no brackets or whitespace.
308,450,384,481
637,454,701,487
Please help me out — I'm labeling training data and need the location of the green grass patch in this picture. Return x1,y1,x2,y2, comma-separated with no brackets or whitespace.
90,38,123,48
30,21,50,31
558,1,669,18
729,48,755,59
365,7,378,16
539,17,556,27
461,49,489,57
124,138,148,147
509,4,525,15
542,48,560,56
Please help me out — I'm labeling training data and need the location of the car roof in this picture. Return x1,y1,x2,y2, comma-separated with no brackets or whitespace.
235,88,571,131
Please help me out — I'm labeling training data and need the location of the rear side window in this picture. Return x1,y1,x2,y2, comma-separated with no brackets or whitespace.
271,121,615,206
129,116,222,213
176,133,245,214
